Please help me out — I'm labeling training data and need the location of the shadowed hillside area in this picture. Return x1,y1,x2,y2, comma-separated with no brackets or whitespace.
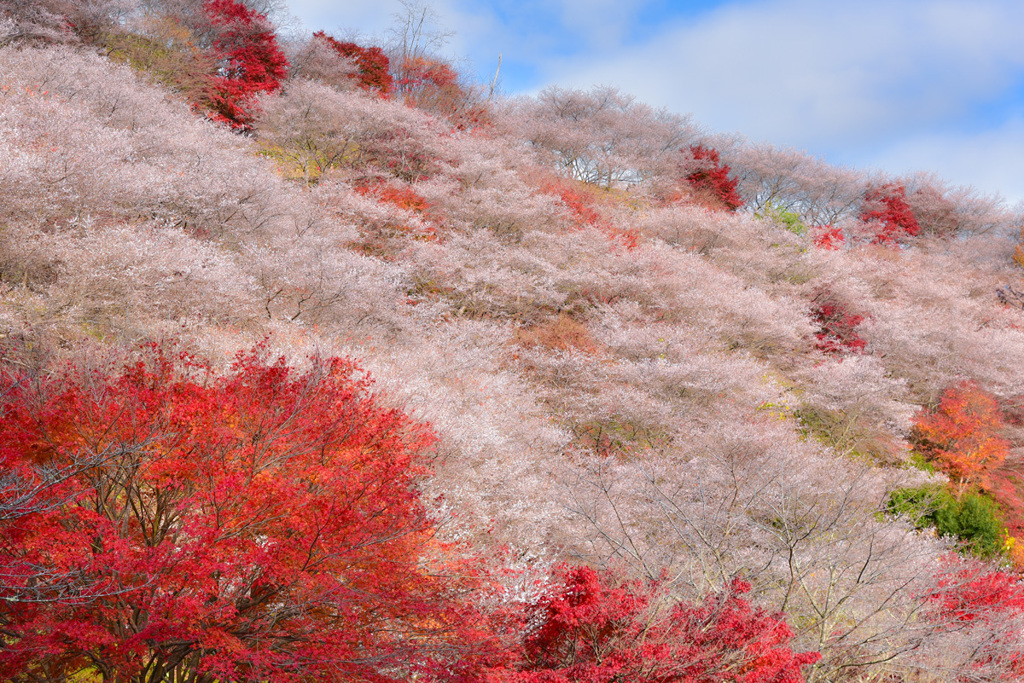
3,2,1024,681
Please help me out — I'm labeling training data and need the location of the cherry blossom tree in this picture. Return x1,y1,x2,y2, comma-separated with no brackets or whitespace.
725,142,866,225
281,32,360,88
902,172,1017,239
501,86,694,188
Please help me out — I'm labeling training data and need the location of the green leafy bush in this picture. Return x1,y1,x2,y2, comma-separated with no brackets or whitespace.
906,451,937,474
760,203,808,237
934,493,1006,558
887,485,1006,559
886,485,951,527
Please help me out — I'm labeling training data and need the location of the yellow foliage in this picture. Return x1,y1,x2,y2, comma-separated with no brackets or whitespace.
1006,535,1024,571
1012,243,1024,269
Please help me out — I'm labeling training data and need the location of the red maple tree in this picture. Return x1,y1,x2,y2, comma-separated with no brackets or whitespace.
859,183,921,245
0,343,480,682
357,178,433,214
314,31,394,94
398,56,460,96
201,0,288,129
811,224,845,250
810,294,866,355
928,561,1024,679
396,56,490,128
485,564,819,682
684,145,743,212
933,563,1024,624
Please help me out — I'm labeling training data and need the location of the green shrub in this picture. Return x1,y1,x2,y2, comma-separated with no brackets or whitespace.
759,204,807,237
906,451,937,474
886,485,1006,559
934,492,1006,558
886,485,953,527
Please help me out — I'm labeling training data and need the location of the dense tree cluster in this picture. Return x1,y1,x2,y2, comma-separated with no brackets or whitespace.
2,2,1024,681
0,0,289,129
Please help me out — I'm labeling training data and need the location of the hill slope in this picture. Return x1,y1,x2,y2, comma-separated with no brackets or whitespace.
3,4,1024,681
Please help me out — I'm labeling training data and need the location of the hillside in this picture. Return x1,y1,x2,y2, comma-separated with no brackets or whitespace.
3,2,1024,682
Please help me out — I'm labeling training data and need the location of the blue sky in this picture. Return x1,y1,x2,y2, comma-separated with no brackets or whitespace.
284,0,1024,203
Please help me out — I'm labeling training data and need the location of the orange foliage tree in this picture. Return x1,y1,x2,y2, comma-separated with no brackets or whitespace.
913,381,1010,497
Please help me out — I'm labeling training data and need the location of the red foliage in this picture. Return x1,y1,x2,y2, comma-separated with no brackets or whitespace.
684,145,743,212
201,0,288,130
933,563,1024,624
859,183,921,245
356,179,432,214
0,343,484,682
485,564,818,682
355,179,440,242
540,178,638,250
913,381,1010,494
542,179,603,227
979,395,1024,547
811,224,845,250
979,466,1024,548
314,31,394,95
929,562,1024,678
397,56,490,129
399,56,460,93
811,294,866,355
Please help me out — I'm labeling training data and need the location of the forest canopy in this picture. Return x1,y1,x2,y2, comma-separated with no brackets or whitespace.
1,2,1024,681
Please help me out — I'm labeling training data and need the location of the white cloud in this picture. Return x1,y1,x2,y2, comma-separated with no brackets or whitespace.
284,0,398,38
867,118,1024,203
542,0,1024,149
554,0,650,48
